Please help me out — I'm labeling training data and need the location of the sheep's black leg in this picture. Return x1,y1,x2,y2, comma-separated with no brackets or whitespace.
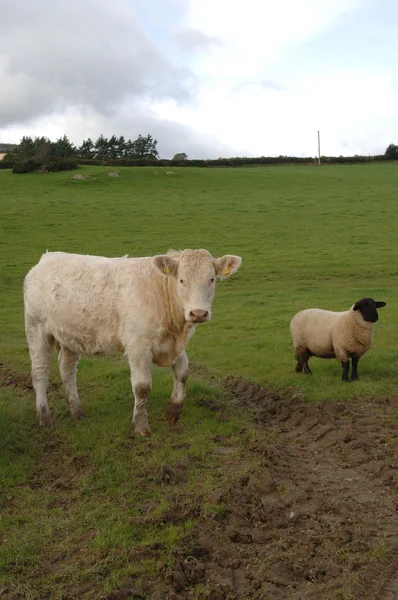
302,351,312,375
303,361,312,375
351,356,359,381
295,350,312,375
342,361,350,382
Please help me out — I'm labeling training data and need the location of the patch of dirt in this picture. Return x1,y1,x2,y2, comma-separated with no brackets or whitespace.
158,377,398,599
0,362,33,392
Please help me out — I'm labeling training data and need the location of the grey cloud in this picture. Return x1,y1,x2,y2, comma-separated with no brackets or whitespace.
0,0,196,126
68,104,246,159
114,112,240,159
0,0,252,158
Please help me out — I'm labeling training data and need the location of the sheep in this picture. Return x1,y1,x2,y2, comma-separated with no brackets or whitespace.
290,297,386,382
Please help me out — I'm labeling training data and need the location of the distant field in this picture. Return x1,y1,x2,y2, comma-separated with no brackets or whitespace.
1,164,398,598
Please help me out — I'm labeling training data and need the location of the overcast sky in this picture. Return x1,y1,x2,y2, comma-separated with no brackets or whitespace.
1,0,397,158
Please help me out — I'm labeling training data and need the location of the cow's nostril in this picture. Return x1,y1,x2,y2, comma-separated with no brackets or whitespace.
190,310,208,321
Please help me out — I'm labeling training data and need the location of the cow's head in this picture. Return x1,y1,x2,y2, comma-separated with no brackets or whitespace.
154,249,242,324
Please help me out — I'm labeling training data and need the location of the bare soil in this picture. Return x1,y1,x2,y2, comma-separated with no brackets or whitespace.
157,377,398,600
0,362,33,391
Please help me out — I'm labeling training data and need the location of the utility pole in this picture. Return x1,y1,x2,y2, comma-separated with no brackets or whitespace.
317,130,321,166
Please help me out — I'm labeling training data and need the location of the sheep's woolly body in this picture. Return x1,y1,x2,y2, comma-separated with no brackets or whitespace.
290,307,374,363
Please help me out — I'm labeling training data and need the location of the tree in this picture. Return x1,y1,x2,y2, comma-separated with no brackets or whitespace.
385,144,398,160
52,135,75,158
14,136,35,160
107,134,119,159
124,138,134,157
117,135,126,158
129,134,159,159
78,137,95,158
172,152,187,161
94,134,109,159
33,137,52,163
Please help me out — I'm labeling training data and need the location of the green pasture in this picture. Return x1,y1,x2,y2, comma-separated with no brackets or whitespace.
1,163,397,398
0,163,397,597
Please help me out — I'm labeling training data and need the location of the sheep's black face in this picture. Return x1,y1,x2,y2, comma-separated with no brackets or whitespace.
353,297,386,323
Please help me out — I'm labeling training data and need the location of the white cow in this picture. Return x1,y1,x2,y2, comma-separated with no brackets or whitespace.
24,249,242,435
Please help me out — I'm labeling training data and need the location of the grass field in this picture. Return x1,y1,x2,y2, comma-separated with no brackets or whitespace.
1,163,398,598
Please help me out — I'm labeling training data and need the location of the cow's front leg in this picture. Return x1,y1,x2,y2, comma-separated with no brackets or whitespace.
166,350,189,425
128,351,153,437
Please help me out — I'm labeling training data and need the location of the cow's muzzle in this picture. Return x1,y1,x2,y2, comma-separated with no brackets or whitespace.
188,309,209,323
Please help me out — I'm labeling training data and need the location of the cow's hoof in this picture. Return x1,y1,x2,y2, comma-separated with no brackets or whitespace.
70,409,84,421
134,425,152,437
38,410,53,428
166,403,182,425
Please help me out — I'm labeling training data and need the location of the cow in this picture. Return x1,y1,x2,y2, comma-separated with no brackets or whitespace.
23,249,242,435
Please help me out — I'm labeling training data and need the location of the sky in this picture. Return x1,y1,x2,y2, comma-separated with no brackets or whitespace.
1,0,397,159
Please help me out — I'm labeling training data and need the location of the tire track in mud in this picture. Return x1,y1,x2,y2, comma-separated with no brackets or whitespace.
382,572,398,600
160,377,398,600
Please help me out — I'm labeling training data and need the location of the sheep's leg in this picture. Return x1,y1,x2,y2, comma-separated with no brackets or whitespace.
295,349,312,375
294,350,303,372
341,361,350,382
302,350,312,375
351,356,359,381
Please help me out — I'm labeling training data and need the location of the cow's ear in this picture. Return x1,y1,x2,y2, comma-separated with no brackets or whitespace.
213,255,242,280
153,254,179,277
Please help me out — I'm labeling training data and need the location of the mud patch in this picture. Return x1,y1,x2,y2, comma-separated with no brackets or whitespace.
159,377,398,599
0,362,33,392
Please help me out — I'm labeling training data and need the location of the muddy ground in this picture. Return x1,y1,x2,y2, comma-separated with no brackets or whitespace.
2,363,398,599
158,377,398,600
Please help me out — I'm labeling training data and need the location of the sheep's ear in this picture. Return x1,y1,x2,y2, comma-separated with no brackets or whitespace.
213,255,242,280
153,255,178,277
376,301,386,308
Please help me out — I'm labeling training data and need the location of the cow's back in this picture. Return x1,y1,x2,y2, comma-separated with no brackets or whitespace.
24,252,155,355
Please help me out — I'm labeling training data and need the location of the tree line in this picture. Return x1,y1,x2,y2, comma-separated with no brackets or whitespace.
5,133,160,161
1,134,398,173
2,133,162,173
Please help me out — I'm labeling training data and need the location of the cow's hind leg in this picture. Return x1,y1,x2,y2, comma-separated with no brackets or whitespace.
127,349,152,437
58,345,83,420
166,350,189,425
26,320,54,427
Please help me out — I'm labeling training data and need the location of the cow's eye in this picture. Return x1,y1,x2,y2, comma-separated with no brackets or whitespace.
179,279,184,284
210,278,215,284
